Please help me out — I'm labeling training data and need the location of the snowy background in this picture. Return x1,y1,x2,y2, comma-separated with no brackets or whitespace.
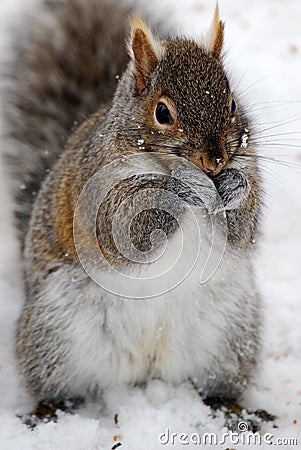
0,0,300,449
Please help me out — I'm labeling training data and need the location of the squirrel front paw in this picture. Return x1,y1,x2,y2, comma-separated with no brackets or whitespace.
170,163,220,212
214,168,250,211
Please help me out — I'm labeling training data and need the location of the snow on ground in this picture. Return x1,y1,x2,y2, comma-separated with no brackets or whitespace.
0,0,300,449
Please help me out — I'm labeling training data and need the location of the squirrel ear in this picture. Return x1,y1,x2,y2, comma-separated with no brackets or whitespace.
128,16,164,94
203,3,224,58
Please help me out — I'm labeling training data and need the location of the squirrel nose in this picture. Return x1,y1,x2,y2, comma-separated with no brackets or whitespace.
201,153,227,174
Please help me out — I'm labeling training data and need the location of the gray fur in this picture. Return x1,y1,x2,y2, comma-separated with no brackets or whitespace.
1,0,131,241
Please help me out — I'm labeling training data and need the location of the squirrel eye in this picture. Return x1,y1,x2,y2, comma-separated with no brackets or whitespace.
230,99,237,118
155,102,173,125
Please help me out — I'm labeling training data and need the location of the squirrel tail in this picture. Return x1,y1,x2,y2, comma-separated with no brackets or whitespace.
1,0,132,242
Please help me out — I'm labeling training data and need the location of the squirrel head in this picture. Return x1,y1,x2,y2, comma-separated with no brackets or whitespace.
111,5,249,177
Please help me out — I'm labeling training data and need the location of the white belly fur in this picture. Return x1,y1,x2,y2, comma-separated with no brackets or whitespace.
42,212,254,397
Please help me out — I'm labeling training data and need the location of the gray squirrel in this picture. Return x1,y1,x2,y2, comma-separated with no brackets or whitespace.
1,0,263,409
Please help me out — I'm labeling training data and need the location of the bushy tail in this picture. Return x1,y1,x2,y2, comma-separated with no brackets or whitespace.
1,0,131,242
